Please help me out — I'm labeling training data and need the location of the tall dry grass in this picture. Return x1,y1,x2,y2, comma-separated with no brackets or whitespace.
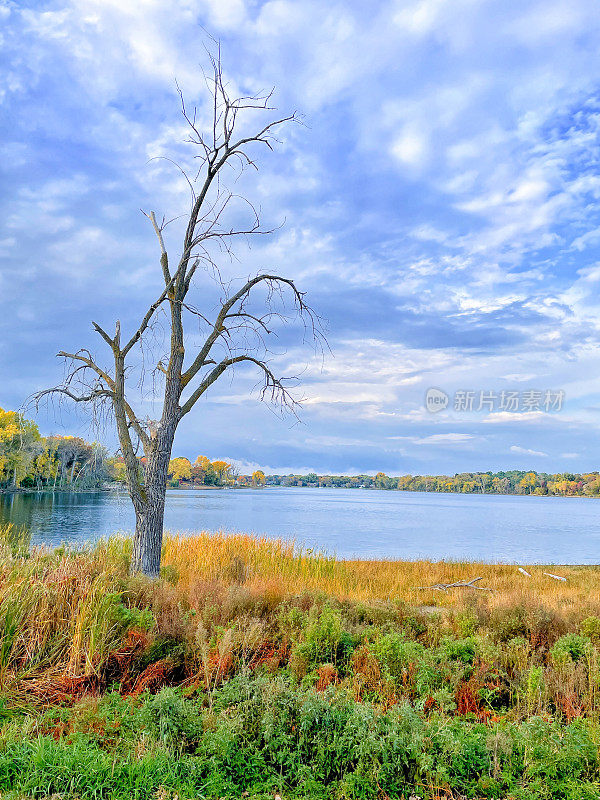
2,524,600,703
0,527,131,687
162,530,600,612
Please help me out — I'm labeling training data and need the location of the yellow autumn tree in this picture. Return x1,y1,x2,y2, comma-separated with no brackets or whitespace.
252,469,266,486
168,457,192,483
0,408,41,487
212,460,232,485
194,455,212,472
108,457,127,483
518,472,538,494
374,471,389,489
32,444,59,487
192,455,215,484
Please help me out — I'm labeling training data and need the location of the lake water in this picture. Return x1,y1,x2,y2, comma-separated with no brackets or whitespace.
0,487,599,564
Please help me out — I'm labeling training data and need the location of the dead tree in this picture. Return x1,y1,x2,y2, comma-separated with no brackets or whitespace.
35,54,320,577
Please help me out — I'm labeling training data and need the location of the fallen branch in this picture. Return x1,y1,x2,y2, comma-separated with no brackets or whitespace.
417,577,493,592
543,572,566,582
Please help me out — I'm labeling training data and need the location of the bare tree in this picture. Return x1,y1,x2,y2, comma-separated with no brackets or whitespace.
35,54,321,577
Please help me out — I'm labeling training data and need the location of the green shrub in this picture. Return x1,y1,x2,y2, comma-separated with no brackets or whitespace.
142,687,202,752
580,616,600,645
109,594,155,631
3,675,600,799
291,605,354,673
371,632,424,686
525,664,544,711
490,604,529,641
455,608,479,637
439,636,477,663
551,633,587,665
504,635,531,671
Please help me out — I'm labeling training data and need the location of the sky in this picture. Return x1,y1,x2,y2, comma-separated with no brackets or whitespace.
2,0,600,476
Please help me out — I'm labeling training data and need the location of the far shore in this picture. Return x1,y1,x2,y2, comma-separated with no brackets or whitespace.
2,483,598,499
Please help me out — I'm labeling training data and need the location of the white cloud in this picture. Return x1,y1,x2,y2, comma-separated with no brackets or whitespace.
483,411,547,424
572,228,600,251
510,445,548,457
415,433,476,445
392,129,429,168
501,373,538,383
0,237,16,256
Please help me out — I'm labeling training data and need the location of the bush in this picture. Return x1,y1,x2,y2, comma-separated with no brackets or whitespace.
371,632,424,687
142,687,202,752
551,633,587,665
580,616,600,645
489,604,529,641
290,605,354,675
439,636,477,664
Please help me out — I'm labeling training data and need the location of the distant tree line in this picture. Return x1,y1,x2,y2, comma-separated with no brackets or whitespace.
0,407,112,490
264,470,600,496
4,406,597,498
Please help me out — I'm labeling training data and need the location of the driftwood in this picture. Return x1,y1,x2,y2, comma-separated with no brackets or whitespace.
418,570,567,594
418,577,493,592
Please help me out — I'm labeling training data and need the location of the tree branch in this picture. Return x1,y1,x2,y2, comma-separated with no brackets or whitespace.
121,272,180,358
92,321,116,349
179,354,297,417
145,210,171,285
180,273,310,387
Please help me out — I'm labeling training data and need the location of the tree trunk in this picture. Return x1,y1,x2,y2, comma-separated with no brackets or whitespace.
129,425,176,577
131,490,166,578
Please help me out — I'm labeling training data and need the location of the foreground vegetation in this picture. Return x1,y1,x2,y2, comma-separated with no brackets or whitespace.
1,527,600,799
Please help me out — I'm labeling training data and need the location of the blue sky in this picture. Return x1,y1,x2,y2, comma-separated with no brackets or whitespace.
2,0,600,476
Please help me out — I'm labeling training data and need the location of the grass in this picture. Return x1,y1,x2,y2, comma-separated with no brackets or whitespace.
2,524,600,798
163,529,600,610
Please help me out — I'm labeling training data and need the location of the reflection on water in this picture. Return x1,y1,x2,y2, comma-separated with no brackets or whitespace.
1,487,600,564
0,490,133,548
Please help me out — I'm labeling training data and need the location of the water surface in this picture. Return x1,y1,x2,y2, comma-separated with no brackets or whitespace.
0,487,598,563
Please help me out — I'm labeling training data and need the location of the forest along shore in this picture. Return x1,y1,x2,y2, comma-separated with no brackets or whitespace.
5,406,600,497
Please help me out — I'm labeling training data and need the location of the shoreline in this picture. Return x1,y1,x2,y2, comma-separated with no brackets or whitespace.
0,521,598,570
2,483,597,499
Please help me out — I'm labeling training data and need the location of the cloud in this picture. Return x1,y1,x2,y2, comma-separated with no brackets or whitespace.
510,445,548,457
3,0,600,474
392,128,429,168
483,411,547,424
415,433,477,445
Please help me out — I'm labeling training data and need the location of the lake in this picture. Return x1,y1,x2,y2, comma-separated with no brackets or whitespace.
0,487,599,563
